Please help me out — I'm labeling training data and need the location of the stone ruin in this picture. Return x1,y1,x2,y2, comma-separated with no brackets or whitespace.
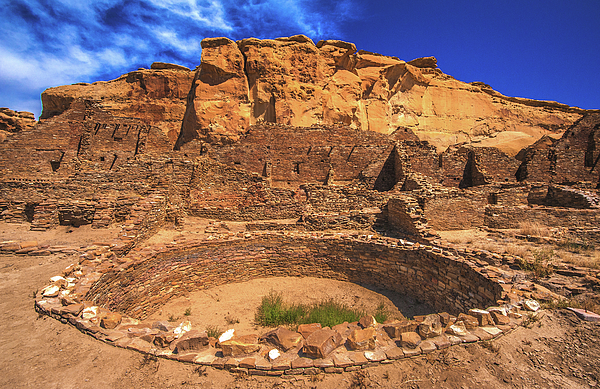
1,35,600,375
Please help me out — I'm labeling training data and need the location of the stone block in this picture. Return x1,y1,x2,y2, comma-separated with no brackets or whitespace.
418,314,443,338
260,327,303,351
297,323,322,339
221,334,261,356
346,327,376,351
303,328,343,359
171,330,210,354
382,320,418,338
399,332,422,349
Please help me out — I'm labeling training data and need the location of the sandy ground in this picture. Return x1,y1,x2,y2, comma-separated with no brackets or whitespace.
1,222,600,388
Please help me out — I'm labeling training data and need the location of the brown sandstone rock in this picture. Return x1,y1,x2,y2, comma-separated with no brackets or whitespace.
170,330,210,354
418,314,443,338
346,328,376,351
468,309,493,326
400,331,422,349
260,327,303,351
457,313,480,329
303,328,343,359
221,334,261,356
382,320,418,338
358,315,377,328
297,323,322,339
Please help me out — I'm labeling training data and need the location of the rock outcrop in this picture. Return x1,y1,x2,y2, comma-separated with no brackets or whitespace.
41,63,194,143
0,108,36,140
39,35,586,151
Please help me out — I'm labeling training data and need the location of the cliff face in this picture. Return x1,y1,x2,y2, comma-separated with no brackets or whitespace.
40,35,585,152
41,63,195,143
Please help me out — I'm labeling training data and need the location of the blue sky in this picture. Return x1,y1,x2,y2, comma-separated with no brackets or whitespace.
1,0,599,118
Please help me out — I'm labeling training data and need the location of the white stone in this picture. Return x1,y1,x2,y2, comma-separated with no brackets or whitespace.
268,348,281,361
174,321,192,338
480,326,503,336
82,306,98,320
50,275,66,283
523,299,540,312
487,306,508,316
446,321,468,336
42,285,60,297
218,328,235,343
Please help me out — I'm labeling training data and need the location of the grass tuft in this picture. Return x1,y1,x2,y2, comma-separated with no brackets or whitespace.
205,325,223,339
255,291,388,328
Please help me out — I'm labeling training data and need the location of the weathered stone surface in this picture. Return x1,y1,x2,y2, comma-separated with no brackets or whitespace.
260,327,303,351
382,320,418,338
468,309,493,326
346,328,376,351
170,330,210,354
303,328,343,359
418,314,443,338
446,321,469,336
457,313,480,329
490,310,511,325
399,332,422,349
221,334,261,356
297,323,322,339
420,340,437,353
358,315,377,328
100,312,122,329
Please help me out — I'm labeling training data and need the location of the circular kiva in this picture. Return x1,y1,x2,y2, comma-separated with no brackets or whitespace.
35,232,534,374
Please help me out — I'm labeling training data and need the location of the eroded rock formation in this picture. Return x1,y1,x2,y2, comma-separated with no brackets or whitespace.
40,35,585,152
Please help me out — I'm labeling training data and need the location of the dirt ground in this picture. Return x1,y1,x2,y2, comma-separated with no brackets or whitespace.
1,222,600,388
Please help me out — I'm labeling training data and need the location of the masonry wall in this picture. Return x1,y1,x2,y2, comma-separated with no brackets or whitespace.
87,235,503,319
484,205,600,229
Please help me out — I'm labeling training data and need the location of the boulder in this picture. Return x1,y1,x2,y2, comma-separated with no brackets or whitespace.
383,320,418,338
399,331,422,349
100,312,122,329
457,313,480,329
468,309,493,326
303,328,344,359
297,323,322,339
446,321,469,336
418,314,443,338
170,330,210,354
260,327,303,351
221,334,261,356
346,328,376,351
358,315,377,328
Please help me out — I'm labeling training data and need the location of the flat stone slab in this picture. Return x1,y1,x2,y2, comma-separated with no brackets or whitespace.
568,307,600,322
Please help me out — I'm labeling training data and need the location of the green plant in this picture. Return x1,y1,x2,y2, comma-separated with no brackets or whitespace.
167,314,180,322
184,307,192,316
300,299,363,328
205,325,223,339
225,314,240,325
518,248,554,278
373,302,389,324
255,291,307,327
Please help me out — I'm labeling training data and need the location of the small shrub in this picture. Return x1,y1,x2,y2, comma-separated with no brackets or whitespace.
255,291,306,327
184,308,192,316
167,314,180,322
518,248,554,278
206,325,223,339
373,302,389,324
300,300,363,328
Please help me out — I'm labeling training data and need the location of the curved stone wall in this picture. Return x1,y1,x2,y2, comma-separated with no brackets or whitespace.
86,234,503,319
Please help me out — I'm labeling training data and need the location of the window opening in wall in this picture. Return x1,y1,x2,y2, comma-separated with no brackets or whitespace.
488,193,498,205
293,162,301,174
100,156,105,161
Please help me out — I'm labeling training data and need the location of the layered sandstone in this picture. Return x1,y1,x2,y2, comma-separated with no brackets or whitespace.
39,35,586,152
41,63,194,143
0,108,36,141
176,35,585,150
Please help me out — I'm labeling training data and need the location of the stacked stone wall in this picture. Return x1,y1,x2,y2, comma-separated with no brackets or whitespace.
484,205,600,229
87,235,503,320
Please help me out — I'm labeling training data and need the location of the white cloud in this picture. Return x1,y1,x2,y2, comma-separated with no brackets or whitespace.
0,0,358,117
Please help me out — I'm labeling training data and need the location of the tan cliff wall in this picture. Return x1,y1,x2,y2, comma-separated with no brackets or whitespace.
39,35,585,152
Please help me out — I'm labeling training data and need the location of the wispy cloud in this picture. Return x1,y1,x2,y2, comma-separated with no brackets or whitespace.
0,0,357,117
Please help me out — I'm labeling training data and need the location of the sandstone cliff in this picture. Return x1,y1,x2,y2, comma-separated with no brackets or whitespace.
0,108,36,141
41,63,194,143
39,35,586,152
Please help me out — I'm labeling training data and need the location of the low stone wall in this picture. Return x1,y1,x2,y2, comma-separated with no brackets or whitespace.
485,205,600,229
86,234,503,319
